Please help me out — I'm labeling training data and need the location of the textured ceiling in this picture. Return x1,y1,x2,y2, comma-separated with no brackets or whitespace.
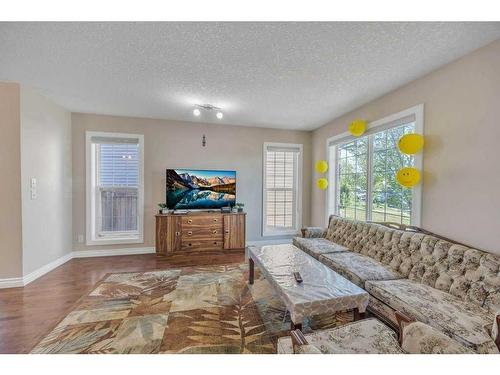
1,22,500,130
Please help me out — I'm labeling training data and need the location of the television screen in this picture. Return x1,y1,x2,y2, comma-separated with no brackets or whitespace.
166,169,236,210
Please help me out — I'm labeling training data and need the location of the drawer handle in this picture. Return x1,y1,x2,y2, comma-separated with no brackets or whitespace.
187,231,193,236
175,231,180,236
225,230,230,234
187,219,193,224
188,243,192,247
212,230,218,234
213,241,217,245
213,218,218,222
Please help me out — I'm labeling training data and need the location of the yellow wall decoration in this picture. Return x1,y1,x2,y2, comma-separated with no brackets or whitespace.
315,160,329,174
396,167,421,188
398,133,424,155
348,119,367,137
317,178,328,190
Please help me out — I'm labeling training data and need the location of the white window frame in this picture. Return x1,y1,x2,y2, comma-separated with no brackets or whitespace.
262,142,303,237
86,131,145,245
325,104,424,227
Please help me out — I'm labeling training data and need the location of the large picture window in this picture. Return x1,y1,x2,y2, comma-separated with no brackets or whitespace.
263,143,303,236
327,105,423,226
86,132,144,245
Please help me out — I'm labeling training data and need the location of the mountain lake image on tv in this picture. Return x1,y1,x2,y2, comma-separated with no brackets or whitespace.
166,169,236,210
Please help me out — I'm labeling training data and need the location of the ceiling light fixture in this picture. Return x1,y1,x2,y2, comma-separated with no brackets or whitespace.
193,104,224,120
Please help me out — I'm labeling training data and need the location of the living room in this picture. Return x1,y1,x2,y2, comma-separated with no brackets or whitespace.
1,1,499,373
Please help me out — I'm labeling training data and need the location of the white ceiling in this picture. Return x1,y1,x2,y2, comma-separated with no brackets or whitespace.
1,22,500,130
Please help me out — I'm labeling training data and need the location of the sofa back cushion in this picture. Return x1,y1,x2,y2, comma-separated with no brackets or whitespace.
326,216,424,277
408,237,500,313
326,215,500,313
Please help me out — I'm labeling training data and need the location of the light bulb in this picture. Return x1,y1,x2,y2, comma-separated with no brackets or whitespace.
193,108,201,117
216,111,223,119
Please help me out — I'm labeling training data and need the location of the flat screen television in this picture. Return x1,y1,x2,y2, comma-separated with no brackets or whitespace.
166,168,236,210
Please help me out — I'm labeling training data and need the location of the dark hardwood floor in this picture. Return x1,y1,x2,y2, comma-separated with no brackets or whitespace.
0,252,245,354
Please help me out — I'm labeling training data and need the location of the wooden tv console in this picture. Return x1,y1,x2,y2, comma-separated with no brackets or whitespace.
155,211,246,256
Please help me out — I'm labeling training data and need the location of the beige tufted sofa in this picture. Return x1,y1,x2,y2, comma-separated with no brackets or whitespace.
294,215,500,353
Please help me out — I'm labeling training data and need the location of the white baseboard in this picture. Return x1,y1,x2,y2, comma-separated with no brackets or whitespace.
72,247,155,258
0,276,24,288
0,247,156,289
23,252,74,286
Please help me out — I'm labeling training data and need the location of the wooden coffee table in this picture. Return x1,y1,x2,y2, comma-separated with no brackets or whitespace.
247,244,369,330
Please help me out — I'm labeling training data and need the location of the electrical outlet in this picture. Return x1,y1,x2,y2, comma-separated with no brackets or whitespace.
77,235,84,243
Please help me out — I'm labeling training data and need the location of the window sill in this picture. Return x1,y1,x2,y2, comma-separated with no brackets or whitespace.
86,236,144,246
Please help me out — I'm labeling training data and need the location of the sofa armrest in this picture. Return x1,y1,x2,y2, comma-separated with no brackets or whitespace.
300,227,326,238
395,311,414,345
290,330,322,354
401,322,474,354
492,310,500,349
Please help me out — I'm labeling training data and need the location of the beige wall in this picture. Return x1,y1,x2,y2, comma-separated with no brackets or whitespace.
20,87,72,275
311,39,500,254
72,114,312,251
0,82,23,279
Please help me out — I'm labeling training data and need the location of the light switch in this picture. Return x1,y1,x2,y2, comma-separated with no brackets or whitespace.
30,177,37,200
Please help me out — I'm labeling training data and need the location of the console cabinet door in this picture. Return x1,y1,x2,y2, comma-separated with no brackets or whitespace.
156,216,168,255
167,215,182,254
223,214,246,249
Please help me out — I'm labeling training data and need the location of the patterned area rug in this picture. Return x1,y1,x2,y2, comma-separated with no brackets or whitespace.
32,263,353,354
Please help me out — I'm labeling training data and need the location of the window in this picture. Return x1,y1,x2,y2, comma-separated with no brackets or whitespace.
263,143,303,236
327,105,423,226
86,132,144,245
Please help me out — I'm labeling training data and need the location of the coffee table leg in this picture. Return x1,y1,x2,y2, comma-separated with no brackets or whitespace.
353,308,365,321
249,258,254,285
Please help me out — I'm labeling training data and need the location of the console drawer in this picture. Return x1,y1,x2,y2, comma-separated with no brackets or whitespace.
182,215,222,227
182,227,223,239
181,239,224,251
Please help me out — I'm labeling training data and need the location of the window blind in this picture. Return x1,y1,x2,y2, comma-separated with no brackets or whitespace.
98,143,139,187
93,138,140,235
264,145,301,232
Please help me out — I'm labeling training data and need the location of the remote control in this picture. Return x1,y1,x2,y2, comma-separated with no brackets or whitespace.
293,272,303,283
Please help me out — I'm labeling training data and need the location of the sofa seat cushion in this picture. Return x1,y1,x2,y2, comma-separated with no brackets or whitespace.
293,237,349,260
402,322,474,354
319,252,404,288
365,279,499,353
277,318,404,354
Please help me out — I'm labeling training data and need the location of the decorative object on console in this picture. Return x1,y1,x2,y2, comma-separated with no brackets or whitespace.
235,203,245,212
172,209,189,215
348,119,367,137
158,203,168,214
